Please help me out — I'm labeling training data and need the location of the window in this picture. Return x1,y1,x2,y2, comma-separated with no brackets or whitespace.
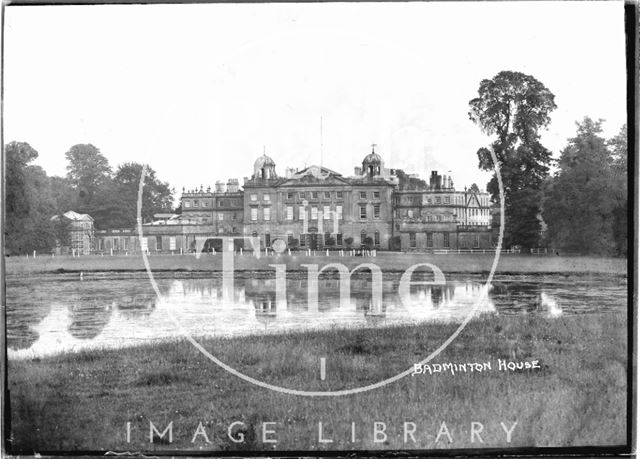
323,205,331,219
409,232,416,248
286,206,293,220
156,236,163,250
373,191,380,199
232,213,237,221
443,232,450,248
360,191,367,199
474,234,480,249
336,233,343,246
286,192,294,199
312,191,319,199
374,231,380,246
185,201,191,208
336,205,343,220
445,196,450,204
311,207,318,220
300,234,306,247
337,191,343,199
263,207,271,221
436,215,441,222
250,194,258,202
426,197,431,204
265,232,271,248
287,233,294,245
299,206,305,220
123,238,129,251
218,214,224,221
325,232,331,245
251,208,258,221
426,232,433,248
360,205,367,219
194,200,199,207
203,201,208,207
408,210,414,218
435,196,441,204
263,194,270,201
324,191,331,199
361,231,367,245
299,192,305,199
374,204,380,219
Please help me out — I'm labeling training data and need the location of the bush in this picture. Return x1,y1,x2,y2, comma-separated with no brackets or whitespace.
344,237,354,248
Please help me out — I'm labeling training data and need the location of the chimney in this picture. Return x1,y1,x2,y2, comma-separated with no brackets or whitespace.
215,181,225,193
227,178,239,193
285,167,296,178
354,166,362,176
430,171,440,190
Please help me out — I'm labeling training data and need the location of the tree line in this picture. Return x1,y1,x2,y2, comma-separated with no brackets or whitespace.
5,143,174,254
469,70,627,256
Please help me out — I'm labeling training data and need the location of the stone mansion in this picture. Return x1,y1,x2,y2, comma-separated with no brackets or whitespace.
95,148,493,254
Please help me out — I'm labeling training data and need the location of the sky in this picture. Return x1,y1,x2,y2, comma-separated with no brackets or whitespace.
4,1,627,198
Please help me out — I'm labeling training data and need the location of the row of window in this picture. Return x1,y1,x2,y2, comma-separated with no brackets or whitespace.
399,195,490,206
403,210,454,221
252,190,382,202
257,232,381,248
184,200,208,208
183,199,242,208
249,204,382,222
408,232,481,248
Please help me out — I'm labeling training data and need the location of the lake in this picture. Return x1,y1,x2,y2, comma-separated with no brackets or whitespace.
5,270,627,359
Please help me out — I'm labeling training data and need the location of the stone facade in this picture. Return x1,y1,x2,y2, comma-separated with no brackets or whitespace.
95,148,494,253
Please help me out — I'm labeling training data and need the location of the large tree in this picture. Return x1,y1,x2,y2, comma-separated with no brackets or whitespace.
5,142,57,254
469,71,557,250
113,162,174,227
65,143,112,207
543,119,626,255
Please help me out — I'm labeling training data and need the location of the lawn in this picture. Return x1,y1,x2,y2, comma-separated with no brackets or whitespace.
5,252,627,275
7,312,628,453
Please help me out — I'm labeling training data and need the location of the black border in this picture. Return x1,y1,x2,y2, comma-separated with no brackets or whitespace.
1,0,637,457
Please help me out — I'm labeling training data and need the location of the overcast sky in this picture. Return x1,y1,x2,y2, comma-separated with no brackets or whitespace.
4,1,626,196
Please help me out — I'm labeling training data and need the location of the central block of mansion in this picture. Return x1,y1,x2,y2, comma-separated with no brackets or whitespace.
96,148,493,253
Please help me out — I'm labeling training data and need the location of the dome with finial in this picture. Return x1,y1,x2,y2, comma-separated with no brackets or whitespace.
254,154,276,169
362,144,383,177
253,153,277,180
363,151,382,165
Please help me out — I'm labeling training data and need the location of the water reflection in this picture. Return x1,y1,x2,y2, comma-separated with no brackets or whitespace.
5,272,627,359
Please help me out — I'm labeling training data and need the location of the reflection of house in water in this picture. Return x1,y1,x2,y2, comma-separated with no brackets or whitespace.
66,293,114,340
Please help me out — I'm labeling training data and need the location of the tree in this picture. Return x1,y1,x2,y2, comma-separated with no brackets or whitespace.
468,183,480,194
609,124,628,255
344,237,354,249
542,118,618,255
5,142,57,254
469,71,557,250
113,162,174,227
49,176,77,215
65,144,112,209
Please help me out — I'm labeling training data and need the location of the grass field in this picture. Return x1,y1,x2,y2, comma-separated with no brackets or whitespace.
7,312,628,453
5,252,627,275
